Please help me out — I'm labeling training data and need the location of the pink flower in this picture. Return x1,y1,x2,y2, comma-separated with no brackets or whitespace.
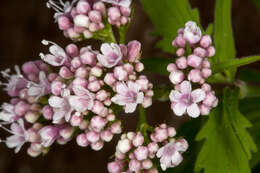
0,66,27,97
40,40,68,66
68,85,94,113
0,103,17,123
156,142,185,170
102,0,132,8
48,89,74,123
183,21,202,44
97,43,122,68
39,125,59,147
111,81,144,113
5,119,28,153
169,80,205,118
27,71,51,99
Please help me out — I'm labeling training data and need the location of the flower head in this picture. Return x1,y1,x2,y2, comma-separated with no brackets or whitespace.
97,43,122,68
169,80,205,118
111,81,144,113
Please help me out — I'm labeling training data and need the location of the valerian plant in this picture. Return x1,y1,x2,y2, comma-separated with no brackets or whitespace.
0,0,260,173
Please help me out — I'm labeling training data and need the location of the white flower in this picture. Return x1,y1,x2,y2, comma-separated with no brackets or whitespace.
102,0,132,8
40,40,68,66
28,71,51,99
5,119,28,153
48,89,74,123
169,80,205,118
0,103,16,123
97,43,122,68
111,81,144,113
68,85,94,113
183,21,202,44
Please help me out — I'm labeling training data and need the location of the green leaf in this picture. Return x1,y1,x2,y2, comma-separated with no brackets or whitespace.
213,0,236,80
206,23,214,35
238,68,260,83
212,56,260,74
140,0,200,53
195,87,257,173
141,57,172,76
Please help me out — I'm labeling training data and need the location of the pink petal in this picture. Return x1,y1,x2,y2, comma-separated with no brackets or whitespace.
169,90,181,102
187,103,200,118
136,92,144,104
173,103,187,116
100,43,113,55
128,81,140,92
69,96,93,112
48,96,65,108
191,89,206,103
116,82,129,94
125,103,137,113
180,80,191,94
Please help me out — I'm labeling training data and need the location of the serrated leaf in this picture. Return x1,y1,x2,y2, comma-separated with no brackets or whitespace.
213,0,236,80
140,0,200,53
195,87,256,173
212,56,260,74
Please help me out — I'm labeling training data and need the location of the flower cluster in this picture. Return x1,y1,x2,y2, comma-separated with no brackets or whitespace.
107,124,188,172
47,0,132,41
0,39,153,156
168,21,218,118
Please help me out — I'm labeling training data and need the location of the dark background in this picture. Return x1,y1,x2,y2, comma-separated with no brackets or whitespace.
0,0,260,172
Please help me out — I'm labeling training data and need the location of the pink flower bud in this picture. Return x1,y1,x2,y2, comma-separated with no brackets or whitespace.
120,6,131,17
207,46,216,57
167,63,177,72
27,147,41,157
107,114,115,121
89,22,100,32
83,30,93,39
129,159,141,172
169,71,185,84
91,116,107,132
110,121,122,134
104,73,116,86
200,104,210,115
200,35,212,48
188,69,202,83
114,66,128,81
30,143,43,152
167,127,176,137
176,48,185,56
123,63,134,74
25,111,39,123
134,146,148,161
59,66,73,79
71,57,81,69
75,67,88,78
79,119,89,130
89,10,102,23
92,101,105,115
59,126,74,140
142,159,153,169
90,66,103,77
27,128,40,143
201,83,211,92
66,44,79,57
22,61,39,74
70,114,83,127
42,105,53,120
57,16,72,30
48,73,58,82
201,68,212,78
108,161,122,173
74,15,90,28
93,1,106,16
132,132,144,147
14,101,30,116
96,90,108,101
91,140,104,151
86,131,100,143
76,0,91,14
108,7,121,21
51,80,63,96
194,47,207,58
136,78,149,91
202,59,211,68
128,40,141,62
80,51,96,66
203,92,216,107
101,130,113,142
154,128,168,142
176,138,189,151
121,16,129,25
176,57,187,69
175,36,186,47
117,138,131,153
39,126,59,147
135,62,144,72
187,54,202,68
76,133,89,147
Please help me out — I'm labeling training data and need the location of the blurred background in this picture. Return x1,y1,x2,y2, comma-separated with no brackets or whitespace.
0,0,260,172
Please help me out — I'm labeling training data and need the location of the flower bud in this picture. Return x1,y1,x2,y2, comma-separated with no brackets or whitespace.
101,130,113,142
167,63,177,72
188,69,202,83
176,57,187,69
57,16,72,30
108,161,122,173
134,146,148,161
114,66,128,81
75,67,88,78
187,54,202,68
86,131,100,143
142,159,153,169
59,126,74,140
74,15,90,28
117,138,131,154
104,73,116,86
128,40,141,62
80,51,96,66
59,66,73,79
169,71,185,84
14,101,30,116
76,133,89,147
91,116,107,132
132,132,144,147
91,140,104,151
89,10,102,23
200,35,212,48
76,0,91,14
25,111,39,123
129,160,141,172
207,46,216,57
110,121,122,134
108,7,121,21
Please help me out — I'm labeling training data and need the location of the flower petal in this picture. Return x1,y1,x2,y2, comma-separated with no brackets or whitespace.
173,103,187,116
169,90,181,102
48,96,64,108
125,103,137,113
180,80,192,94
191,89,206,103
187,103,200,118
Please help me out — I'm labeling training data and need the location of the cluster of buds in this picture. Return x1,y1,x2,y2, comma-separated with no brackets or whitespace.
0,39,153,156
47,0,132,41
168,21,218,118
107,124,188,172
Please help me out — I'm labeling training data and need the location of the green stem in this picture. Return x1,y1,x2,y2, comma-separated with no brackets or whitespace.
137,105,147,130
119,26,127,44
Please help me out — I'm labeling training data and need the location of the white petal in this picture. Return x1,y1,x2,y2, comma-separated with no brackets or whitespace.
128,81,140,92
180,80,192,94
68,96,89,113
169,90,181,102
100,43,113,55
187,103,200,118
156,147,164,158
28,86,42,96
171,152,183,165
52,110,65,123
49,45,66,58
97,54,111,68
191,89,206,103
173,103,187,116
125,103,137,113
116,82,128,94
48,96,64,108
136,92,144,104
